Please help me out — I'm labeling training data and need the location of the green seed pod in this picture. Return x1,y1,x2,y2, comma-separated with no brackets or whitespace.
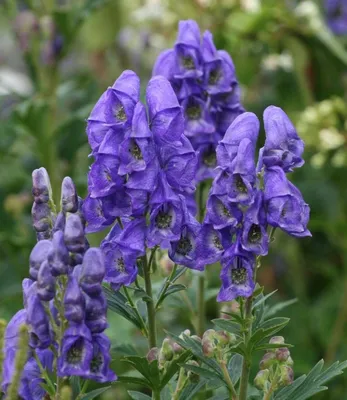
254,369,270,390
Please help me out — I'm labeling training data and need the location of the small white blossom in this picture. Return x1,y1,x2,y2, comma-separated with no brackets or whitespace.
319,128,345,150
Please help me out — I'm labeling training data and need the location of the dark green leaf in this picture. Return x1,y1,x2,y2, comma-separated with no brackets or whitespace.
103,285,144,330
264,299,298,319
128,391,152,400
181,364,224,383
228,354,243,385
122,356,161,390
252,290,278,311
69,376,81,399
178,379,207,400
254,343,293,352
111,343,138,357
218,312,244,326
116,375,152,388
80,386,111,400
212,319,241,335
249,318,290,350
163,284,187,298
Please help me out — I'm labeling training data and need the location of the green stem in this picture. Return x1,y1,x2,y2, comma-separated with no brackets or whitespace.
143,253,157,349
219,357,238,400
238,295,253,400
197,183,206,337
123,286,149,337
155,264,178,310
76,380,90,400
172,367,187,400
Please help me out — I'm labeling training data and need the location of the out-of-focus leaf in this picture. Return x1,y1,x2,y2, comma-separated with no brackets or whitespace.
128,391,152,400
228,354,243,385
80,386,110,400
122,356,161,390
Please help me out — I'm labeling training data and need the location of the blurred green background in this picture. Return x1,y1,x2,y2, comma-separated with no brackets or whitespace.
1,0,347,398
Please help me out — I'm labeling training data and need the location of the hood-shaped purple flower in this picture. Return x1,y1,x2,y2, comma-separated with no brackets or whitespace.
84,293,108,334
29,240,53,280
218,241,255,302
79,248,105,295
64,275,86,323
264,167,311,237
259,106,304,172
37,261,56,301
325,0,347,35
89,334,116,382
48,230,69,276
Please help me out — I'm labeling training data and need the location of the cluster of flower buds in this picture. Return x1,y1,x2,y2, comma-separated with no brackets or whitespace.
254,336,294,392
153,20,244,182
196,107,310,301
1,169,115,399
202,329,237,358
83,71,206,290
219,300,241,319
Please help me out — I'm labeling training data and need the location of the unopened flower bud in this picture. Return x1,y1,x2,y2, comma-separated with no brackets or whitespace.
202,329,217,358
61,177,78,213
60,385,72,400
32,202,53,233
64,213,85,253
254,369,270,389
276,347,290,362
215,330,235,346
49,231,69,276
159,338,174,364
37,261,56,301
79,248,105,295
159,254,175,276
191,335,202,344
29,240,53,280
220,301,240,318
279,365,294,386
172,342,184,354
147,347,159,362
187,360,200,383
285,356,294,367
64,275,85,323
259,352,276,370
269,336,285,345
179,329,191,339
32,167,52,204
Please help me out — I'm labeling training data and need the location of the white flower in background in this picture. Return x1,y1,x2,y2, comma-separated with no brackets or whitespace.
241,0,261,13
318,100,334,117
262,52,293,72
295,0,323,32
311,153,326,169
319,128,345,151
331,149,346,167
302,107,318,124
0,67,33,96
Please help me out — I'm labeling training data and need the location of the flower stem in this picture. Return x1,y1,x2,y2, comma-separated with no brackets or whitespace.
123,286,149,337
238,295,253,400
219,357,238,400
143,253,157,349
197,183,206,337
172,367,187,400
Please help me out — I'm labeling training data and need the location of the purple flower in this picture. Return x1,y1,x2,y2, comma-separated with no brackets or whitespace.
241,191,269,255
205,193,242,230
264,167,311,237
48,230,69,276
325,0,347,35
26,291,51,348
169,199,201,269
89,334,116,382
64,275,86,323
29,240,53,281
37,261,56,301
259,106,304,173
61,177,78,213
86,70,140,153
79,248,105,296
153,20,244,182
84,293,108,334
64,213,85,254
218,241,255,302
31,202,53,236
57,323,93,378
31,167,52,204
195,224,225,269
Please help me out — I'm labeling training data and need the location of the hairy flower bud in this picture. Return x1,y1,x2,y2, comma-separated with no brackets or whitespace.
187,360,200,383
37,261,56,301
259,352,277,370
159,338,174,365
202,329,217,357
61,177,78,213
254,369,270,390
269,336,285,345
276,347,290,362
49,231,69,276
215,330,235,346
279,365,294,386
147,347,159,363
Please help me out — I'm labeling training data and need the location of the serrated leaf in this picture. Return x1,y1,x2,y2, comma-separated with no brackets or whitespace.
252,290,278,310
274,359,347,400
212,319,241,335
249,318,290,350
264,299,298,319
111,343,138,357
181,363,224,383
122,356,161,390
178,379,207,400
228,354,243,385
128,391,152,400
80,386,111,400
103,285,144,330
160,350,192,388
117,375,152,388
